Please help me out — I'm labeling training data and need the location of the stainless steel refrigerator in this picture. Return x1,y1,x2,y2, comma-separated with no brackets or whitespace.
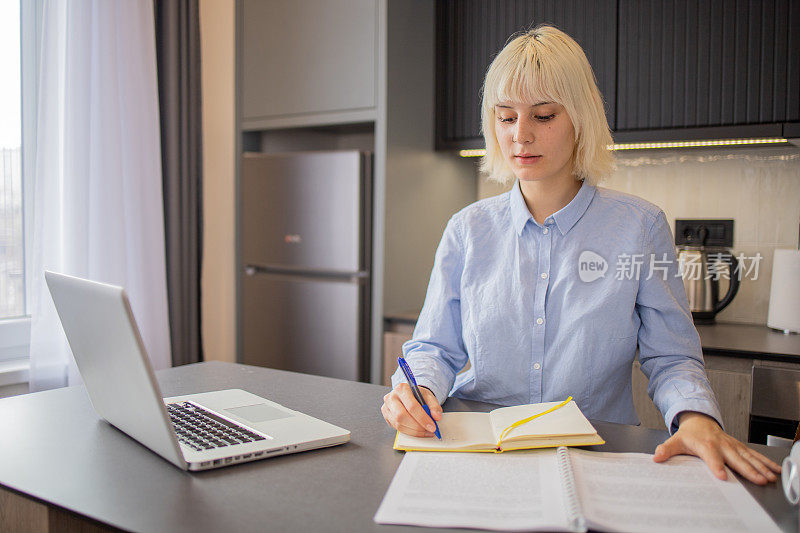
239,150,371,381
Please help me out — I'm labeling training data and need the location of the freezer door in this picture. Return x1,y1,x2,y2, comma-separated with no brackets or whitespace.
241,151,367,272
241,271,368,382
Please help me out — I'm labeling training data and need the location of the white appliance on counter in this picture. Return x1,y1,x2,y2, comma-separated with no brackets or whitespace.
239,150,372,382
768,249,800,334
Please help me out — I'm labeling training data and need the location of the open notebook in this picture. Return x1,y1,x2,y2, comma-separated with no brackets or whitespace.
375,448,781,533
394,399,604,452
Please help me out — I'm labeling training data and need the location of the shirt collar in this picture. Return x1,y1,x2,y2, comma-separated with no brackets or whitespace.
509,181,533,236
509,179,596,236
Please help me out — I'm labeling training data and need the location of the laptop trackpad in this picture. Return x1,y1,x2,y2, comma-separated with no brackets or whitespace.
225,403,294,423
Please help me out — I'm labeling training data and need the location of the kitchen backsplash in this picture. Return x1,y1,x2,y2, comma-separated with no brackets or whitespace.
476,147,800,326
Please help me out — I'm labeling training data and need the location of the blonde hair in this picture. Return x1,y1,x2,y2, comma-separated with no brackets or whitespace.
479,25,614,186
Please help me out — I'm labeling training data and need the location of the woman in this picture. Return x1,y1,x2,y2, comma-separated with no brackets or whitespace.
380,25,781,485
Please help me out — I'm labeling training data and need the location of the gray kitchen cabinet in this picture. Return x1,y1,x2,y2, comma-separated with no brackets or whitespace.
632,354,753,442
239,0,377,130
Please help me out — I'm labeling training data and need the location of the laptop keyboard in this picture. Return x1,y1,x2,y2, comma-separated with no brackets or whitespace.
167,402,266,451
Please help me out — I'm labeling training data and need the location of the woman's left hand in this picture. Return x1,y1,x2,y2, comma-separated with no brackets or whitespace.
653,411,782,485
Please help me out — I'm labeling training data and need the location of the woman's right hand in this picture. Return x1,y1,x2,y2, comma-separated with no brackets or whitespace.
381,383,443,437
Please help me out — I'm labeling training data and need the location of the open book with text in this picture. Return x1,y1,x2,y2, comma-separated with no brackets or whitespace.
394,399,605,452
374,448,781,533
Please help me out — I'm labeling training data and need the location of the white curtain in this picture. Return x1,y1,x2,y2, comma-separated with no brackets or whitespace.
28,0,171,390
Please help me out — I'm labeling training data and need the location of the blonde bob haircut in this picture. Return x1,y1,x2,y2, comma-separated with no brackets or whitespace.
480,25,614,186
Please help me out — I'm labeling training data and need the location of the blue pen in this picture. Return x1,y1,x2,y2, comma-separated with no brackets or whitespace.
397,356,441,439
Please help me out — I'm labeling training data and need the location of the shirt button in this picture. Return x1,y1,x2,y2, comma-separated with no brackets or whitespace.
533,363,541,370
540,272,548,279
536,317,544,325
542,228,549,235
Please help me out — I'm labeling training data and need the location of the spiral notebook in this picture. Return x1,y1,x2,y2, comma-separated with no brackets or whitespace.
374,448,780,533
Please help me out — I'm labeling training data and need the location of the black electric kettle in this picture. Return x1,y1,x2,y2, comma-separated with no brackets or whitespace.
675,220,740,324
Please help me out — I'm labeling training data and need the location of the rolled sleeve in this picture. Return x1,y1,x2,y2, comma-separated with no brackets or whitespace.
390,217,469,403
635,211,724,433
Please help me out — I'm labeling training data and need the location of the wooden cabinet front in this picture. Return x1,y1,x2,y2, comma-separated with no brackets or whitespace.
632,354,753,442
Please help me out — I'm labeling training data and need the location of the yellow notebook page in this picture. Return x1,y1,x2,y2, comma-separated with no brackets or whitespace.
394,412,497,451
494,396,573,447
490,399,596,443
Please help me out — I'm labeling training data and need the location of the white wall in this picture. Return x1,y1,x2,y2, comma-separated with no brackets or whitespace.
606,147,800,325
476,147,800,325
199,0,236,362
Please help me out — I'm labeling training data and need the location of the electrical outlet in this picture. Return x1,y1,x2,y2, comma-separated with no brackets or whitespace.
674,219,734,247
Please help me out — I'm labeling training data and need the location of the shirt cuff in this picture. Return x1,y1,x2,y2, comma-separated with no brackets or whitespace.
390,367,449,405
663,399,724,435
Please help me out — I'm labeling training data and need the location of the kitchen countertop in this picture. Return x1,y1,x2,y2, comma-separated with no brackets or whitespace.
696,323,800,361
385,311,800,361
383,310,420,324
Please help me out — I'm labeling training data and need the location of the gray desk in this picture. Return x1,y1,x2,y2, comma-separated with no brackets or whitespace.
0,361,796,532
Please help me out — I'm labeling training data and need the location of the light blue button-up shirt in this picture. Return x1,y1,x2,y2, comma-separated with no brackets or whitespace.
392,180,722,432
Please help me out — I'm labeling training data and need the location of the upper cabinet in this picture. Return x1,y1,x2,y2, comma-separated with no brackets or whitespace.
239,0,378,130
436,0,800,147
616,0,800,133
436,0,617,149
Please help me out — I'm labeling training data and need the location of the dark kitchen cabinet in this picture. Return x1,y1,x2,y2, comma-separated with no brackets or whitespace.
437,0,800,148
435,0,618,150
616,0,800,133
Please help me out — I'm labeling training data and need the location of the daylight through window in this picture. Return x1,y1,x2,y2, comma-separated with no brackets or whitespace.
0,0,24,319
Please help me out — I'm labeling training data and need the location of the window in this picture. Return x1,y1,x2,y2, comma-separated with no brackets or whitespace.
0,0,23,320
0,0,29,367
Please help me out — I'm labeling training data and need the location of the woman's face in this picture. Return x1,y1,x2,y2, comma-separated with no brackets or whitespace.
494,101,576,185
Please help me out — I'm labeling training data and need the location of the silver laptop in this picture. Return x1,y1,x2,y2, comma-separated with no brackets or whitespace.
45,271,350,471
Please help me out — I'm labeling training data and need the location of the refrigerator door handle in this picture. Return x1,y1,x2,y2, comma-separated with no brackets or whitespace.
244,264,369,283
